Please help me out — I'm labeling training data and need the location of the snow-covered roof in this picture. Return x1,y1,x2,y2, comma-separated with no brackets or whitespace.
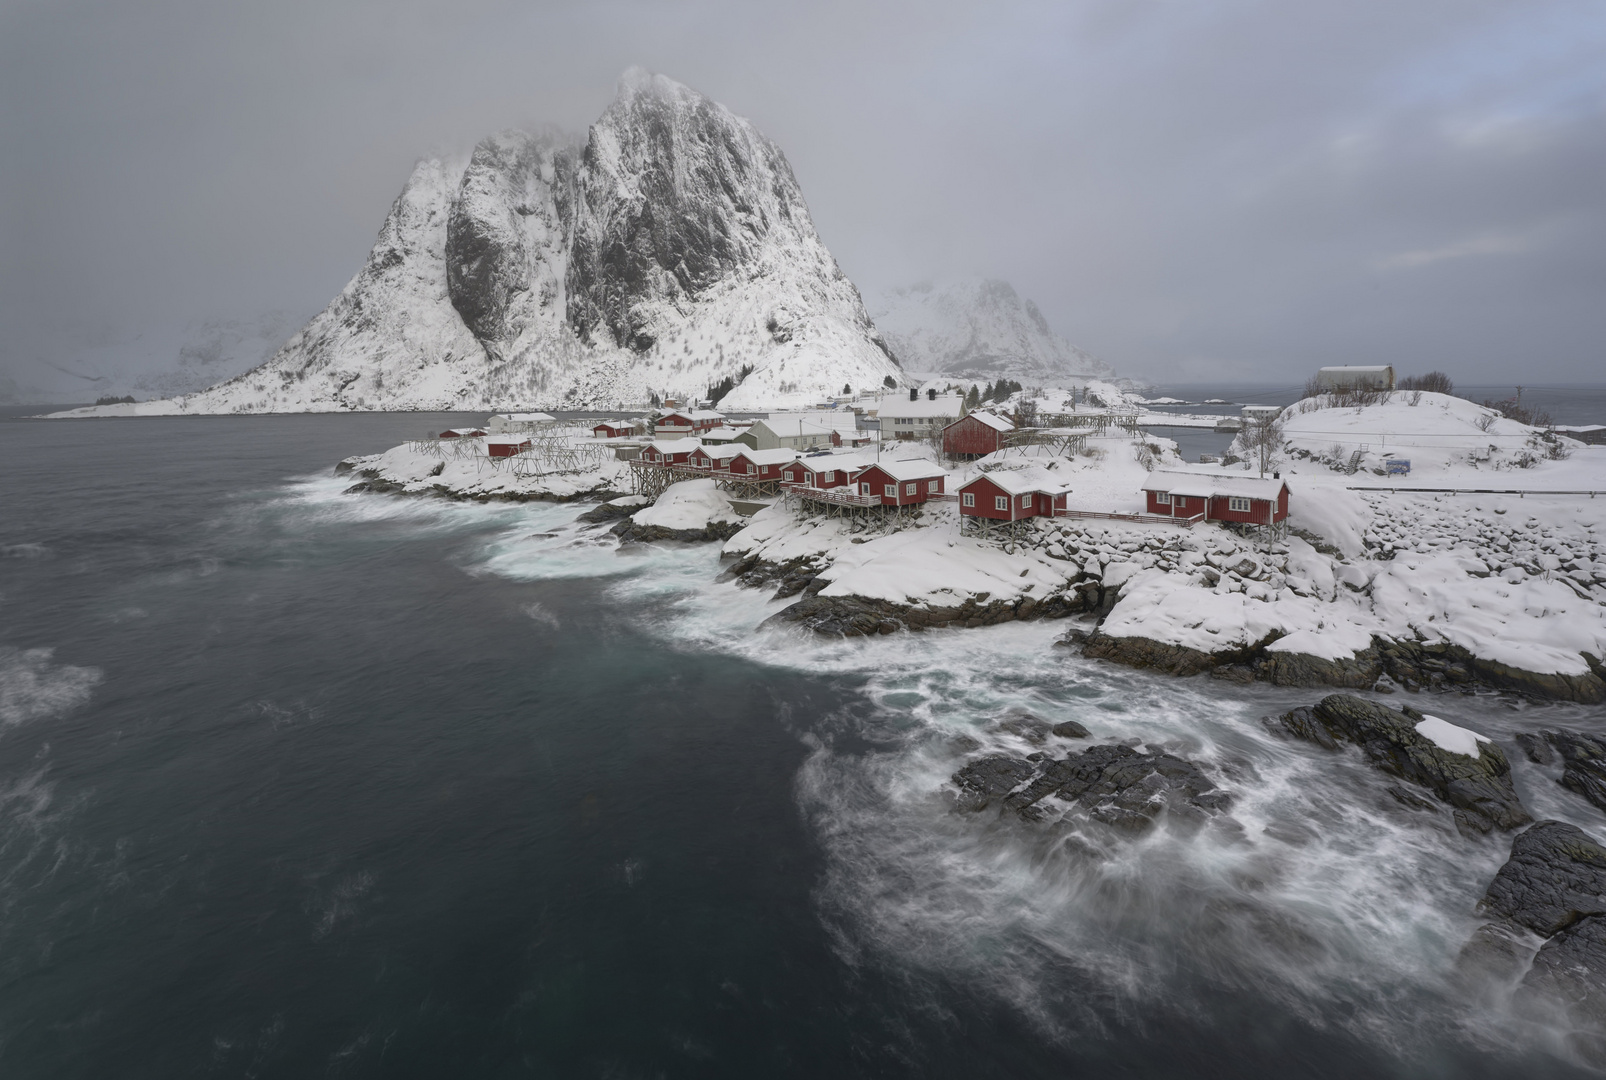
878,395,964,420
646,438,701,455
962,465,1072,496
861,457,949,481
442,428,485,436
798,451,876,475
694,444,744,461
952,410,1013,432
754,415,858,439
484,434,532,444
1142,469,1287,501
734,447,802,466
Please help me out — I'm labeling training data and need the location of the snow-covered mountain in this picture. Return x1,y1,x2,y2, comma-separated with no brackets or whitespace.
80,69,902,416
869,279,1113,383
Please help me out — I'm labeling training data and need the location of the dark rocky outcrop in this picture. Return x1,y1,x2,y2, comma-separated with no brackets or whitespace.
1461,821,1606,1048
764,589,1084,638
1074,626,1602,704
576,499,648,523
1479,821,1606,937
952,743,1231,831
610,517,745,544
1264,694,1529,835
1517,729,1606,813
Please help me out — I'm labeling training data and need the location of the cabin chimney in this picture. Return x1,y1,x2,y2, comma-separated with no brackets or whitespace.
927,388,937,400
909,388,918,401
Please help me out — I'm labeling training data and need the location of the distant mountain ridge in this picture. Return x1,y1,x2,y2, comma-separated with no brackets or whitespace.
869,278,1113,383
91,69,903,415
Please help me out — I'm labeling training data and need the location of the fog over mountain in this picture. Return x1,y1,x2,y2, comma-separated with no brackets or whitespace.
869,279,1113,382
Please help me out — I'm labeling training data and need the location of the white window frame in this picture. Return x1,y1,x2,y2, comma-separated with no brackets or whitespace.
1021,494,1032,508
1228,496,1251,513
860,483,871,495
747,464,756,475
962,492,975,507
783,470,796,482
905,482,917,495
928,480,940,494
1154,491,1170,505
995,496,1009,511
884,484,896,498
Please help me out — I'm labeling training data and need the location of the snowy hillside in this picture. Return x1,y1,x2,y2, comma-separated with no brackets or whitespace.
868,278,1113,382
1272,391,1581,477
50,69,903,418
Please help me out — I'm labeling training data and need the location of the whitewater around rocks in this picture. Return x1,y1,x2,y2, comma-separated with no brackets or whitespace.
275,471,1606,1069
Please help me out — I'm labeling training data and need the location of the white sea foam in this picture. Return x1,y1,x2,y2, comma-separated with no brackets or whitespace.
0,647,103,729
302,478,1587,1056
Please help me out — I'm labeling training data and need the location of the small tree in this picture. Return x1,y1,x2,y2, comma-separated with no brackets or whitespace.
965,384,980,410
842,382,852,395
882,375,897,390
1243,410,1285,478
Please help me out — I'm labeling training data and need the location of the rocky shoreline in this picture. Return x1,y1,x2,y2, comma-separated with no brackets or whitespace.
726,549,1605,703
336,459,627,504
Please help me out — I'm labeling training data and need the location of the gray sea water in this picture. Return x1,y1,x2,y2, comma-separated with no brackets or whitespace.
2,411,1605,1077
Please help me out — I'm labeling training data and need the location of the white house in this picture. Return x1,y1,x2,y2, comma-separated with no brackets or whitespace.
878,392,964,441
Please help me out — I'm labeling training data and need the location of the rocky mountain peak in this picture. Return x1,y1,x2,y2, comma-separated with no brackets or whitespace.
114,68,904,414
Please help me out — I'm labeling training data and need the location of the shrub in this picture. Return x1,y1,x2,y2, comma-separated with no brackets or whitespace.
1399,371,1454,395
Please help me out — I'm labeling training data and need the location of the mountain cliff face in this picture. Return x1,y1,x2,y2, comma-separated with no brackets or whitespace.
119,69,902,415
869,279,1113,383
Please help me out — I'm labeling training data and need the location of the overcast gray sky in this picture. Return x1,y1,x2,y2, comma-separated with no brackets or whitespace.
3,0,1603,399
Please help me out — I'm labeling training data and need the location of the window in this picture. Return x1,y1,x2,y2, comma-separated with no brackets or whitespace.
1228,496,1251,513
905,483,916,495
1154,491,1170,505
962,493,975,507
784,470,796,482
1021,494,1032,508
884,484,895,497
747,464,756,475
929,480,940,494
995,496,1009,511
860,483,871,495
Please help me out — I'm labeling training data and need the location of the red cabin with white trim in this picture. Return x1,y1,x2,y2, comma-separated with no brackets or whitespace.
655,409,726,438
727,448,797,481
637,439,700,466
439,427,486,439
1141,470,1288,525
957,468,1071,521
852,459,949,506
593,421,634,438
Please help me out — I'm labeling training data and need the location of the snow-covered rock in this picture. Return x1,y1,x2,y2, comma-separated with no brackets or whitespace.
630,480,740,532
51,69,903,417
868,278,1113,382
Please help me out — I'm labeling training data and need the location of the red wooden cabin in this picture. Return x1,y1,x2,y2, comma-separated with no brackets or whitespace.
439,427,486,439
1140,470,1288,525
484,436,532,458
728,448,798,481
957,468,1071,522
637,439,701,466
852,459,949,507
942,412,1013,459
593,421,634,438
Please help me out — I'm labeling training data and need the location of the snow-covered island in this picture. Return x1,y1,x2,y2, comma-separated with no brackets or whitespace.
337,388,1606,704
